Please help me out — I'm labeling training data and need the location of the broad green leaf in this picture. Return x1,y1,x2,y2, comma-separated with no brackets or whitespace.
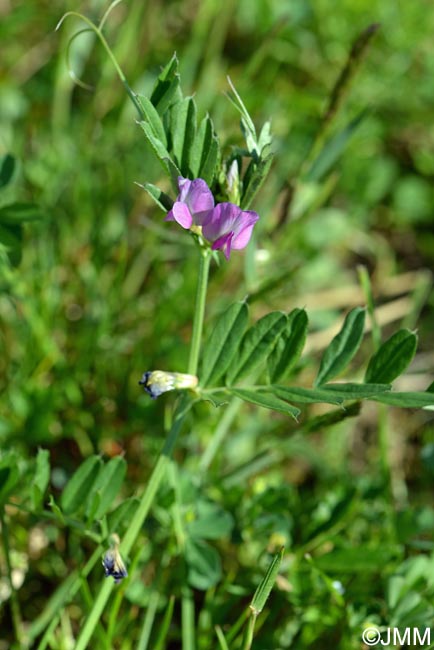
268,309,308,383
60,455,102,515
85,491,101,525
185,538,222,590
240,152,273,210
139,121,181,182
314,307,365,386
306,110,367,183
370,391,434,409
190,114,214,178
107,497,140,534
321,382,391,399
227,312,287,385
150,54,182,115
201,301,249,387
200,134,219,186
229,388,300,420
365,329,418,384
195,115,219,185
169,96,197,176
271,385,343,405
391,591,423,622
0,154,15,189
186,501,234,540
92,456,127,519
137,182,174,212
0,202,44,224
136,94,167,146
250,548,284,614
32,448,50,510
387,576,407,611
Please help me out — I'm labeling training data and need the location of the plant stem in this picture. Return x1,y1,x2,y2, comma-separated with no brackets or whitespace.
199,396,242,472
74,401,188,650
188,249,211,376
242,612,257,650
137,589,160,650
182,586,196,650
75,248,211,650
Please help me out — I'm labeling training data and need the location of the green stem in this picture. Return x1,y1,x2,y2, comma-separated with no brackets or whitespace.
242,613,257,650
188,250,211,375
182,586,196,650
137,589,160,650
199,396,242,472
75,249,211,650
74,401,188,650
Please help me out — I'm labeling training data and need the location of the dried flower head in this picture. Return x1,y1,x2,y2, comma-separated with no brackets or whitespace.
102,534,128,584
139,370,199,399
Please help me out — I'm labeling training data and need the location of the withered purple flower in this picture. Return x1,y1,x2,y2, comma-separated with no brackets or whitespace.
102,534,127,584
202,202,259,260
165,176,214,229
139,370,198,399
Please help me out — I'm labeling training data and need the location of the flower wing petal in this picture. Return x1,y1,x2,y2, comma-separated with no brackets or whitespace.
170,201,193,229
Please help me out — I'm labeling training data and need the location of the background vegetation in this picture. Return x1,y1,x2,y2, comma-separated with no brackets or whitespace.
1,1,433,648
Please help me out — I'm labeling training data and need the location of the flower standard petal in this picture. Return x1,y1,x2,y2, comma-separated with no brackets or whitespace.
185,179,215,224
202,203,239,242
165,176,214,230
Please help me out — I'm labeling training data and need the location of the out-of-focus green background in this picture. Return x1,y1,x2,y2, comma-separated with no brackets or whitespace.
1,1,434,648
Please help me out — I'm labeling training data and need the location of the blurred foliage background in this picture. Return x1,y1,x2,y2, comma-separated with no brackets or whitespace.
1,0,434,648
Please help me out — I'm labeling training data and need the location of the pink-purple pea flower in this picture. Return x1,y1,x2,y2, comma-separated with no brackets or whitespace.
165,176,259,260
202,202,259,260
165,177,214,229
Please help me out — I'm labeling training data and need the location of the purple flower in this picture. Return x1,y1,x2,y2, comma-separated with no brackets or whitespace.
202,203,259,260
166,177,214,229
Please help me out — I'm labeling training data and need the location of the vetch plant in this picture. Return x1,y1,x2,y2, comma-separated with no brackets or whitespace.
2,5,433,649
